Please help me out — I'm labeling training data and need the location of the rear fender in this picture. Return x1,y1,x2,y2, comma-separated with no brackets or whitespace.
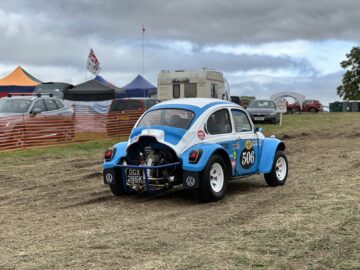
258,138,285,173
103,141,127,169
181,143,231,172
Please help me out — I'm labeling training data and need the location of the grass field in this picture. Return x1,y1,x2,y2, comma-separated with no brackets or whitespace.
0,112,359,269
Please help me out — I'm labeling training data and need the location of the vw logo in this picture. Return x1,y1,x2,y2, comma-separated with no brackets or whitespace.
105,173,113,183
186,176,196,187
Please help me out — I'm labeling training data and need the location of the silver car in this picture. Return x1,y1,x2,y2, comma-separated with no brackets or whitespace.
246,99,280,124
0,94,74,147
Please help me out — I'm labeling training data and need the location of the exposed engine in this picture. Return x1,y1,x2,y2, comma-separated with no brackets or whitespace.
123,136,181,190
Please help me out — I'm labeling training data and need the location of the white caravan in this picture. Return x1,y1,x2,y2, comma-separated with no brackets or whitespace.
157,68,228,101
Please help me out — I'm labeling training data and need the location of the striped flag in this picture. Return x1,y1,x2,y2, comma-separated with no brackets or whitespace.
87,48,102,75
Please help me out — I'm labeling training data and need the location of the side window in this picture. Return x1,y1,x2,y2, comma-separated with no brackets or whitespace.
206,109,232,135
31,100,46,112
44,99,58,111
54,99,65,109
231,109,252,132
184,83,197,97
173,84,180,98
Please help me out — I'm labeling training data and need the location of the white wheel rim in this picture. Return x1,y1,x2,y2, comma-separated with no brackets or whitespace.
209,163,224,193
65,127,72,141
14,129,24,146
275,157,287,181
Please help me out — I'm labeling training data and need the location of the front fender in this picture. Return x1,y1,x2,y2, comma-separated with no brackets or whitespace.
181,143,229,172
258,138,285,173
102,141,127,169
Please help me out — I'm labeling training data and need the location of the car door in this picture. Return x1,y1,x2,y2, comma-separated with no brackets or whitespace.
43,98,64,136
230,109,259,176
27,99,47,141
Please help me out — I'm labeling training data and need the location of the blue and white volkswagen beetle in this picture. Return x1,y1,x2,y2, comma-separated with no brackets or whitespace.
103,98,288,202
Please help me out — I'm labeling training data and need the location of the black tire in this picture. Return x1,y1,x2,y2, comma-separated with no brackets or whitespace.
12,126,25,147
59,122,75,142
264,151,288,186
309,108,316,113
109,183,126,196
197,155,228,202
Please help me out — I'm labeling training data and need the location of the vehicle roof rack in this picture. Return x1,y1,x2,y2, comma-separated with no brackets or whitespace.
33,93,54,97
7,93,33,97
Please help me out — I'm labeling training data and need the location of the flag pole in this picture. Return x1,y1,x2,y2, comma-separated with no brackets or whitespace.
142,25,145,97
142,25,145,77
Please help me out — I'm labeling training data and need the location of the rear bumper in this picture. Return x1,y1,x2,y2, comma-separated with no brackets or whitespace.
103,162,200,193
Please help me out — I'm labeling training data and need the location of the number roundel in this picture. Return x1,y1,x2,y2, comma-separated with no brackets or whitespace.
240,140,255,169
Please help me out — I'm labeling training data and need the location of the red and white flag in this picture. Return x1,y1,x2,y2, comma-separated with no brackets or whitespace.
87,48,102,75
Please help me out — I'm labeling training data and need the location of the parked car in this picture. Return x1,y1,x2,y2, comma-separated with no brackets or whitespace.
102,98,288,202
106,98,161,136
287,99,323,113
246,99,280,123
0,94,74,147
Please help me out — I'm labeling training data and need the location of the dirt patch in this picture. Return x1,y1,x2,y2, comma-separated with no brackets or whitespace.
0,116,359,270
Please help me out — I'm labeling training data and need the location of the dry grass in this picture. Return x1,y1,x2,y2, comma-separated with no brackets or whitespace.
0,113,359,269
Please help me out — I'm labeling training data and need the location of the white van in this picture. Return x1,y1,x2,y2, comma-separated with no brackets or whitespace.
157,68,228,100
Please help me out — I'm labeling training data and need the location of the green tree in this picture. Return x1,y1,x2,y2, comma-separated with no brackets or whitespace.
337,47,360,100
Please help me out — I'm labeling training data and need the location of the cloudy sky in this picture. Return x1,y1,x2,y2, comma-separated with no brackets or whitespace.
0,0,359,104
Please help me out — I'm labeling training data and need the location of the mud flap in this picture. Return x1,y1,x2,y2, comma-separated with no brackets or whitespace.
103,168,116,185
182,171,200,189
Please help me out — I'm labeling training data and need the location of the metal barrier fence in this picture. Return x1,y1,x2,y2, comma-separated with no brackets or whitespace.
0,108,145,151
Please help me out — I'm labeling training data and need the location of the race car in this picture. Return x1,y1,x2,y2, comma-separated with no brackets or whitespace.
102,98,288,202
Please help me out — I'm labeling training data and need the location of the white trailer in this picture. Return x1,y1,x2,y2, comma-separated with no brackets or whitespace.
157,68,228,101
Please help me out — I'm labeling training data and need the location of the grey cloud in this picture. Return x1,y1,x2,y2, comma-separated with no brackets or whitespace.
1,0,360,44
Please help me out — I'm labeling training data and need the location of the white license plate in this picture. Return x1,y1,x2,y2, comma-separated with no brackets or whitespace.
126,169,144,184
254,117,265,121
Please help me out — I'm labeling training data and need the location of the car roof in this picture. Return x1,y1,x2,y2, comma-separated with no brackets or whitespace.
251,99,274,102
2,95,60,101
112,97,159,101
152,98,233,109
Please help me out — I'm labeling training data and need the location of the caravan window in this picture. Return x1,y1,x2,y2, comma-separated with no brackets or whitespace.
184,83,197,97
173,84,180,98
211,84,217,98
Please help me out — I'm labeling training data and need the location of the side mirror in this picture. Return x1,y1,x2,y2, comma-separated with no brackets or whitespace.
31,107,43,115
254,127,263,133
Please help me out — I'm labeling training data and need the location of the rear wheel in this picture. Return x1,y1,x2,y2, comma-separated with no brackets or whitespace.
197,155,228,202
12,126,25,147
309,108,316,113
60,122,74,142
109,183,125,196
264,151,288,186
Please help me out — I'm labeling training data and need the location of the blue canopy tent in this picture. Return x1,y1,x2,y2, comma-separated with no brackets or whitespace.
119,74,156,98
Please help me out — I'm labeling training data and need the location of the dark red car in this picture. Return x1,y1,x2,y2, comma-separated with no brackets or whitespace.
287,99,323,113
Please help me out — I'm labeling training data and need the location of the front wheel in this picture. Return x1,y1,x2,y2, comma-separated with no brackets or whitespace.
264,151,288,186
197,155,228,202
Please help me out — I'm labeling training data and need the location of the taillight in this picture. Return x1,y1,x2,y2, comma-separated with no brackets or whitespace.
104,147,115,161
189,149,202,163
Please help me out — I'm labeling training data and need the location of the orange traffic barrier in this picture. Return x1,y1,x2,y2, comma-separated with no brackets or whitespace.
0,109,145,151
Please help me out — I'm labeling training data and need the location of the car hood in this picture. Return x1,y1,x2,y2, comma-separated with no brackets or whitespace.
0,113,22,117
246,108,276,114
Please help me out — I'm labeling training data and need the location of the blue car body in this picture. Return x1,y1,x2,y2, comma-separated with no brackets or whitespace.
102,98,286,196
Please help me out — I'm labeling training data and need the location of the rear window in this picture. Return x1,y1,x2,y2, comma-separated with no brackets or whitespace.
110,100,140,111
144,100,160,109
137,109,195,130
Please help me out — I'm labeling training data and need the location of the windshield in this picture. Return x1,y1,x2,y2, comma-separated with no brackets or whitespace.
248,100,275,109
137,109,195,130
0,99,31,113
